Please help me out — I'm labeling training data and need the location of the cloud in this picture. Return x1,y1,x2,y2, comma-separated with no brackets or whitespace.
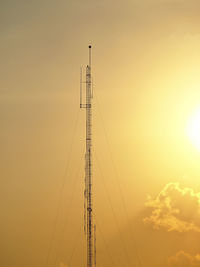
168,251,200,267
144,183,200,232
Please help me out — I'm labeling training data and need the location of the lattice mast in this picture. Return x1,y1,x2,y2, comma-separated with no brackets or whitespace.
80,46,96,267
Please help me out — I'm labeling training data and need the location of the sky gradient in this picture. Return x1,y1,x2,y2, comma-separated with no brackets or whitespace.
1,1,200,267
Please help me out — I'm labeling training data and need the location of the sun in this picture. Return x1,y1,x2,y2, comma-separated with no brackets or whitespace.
187,108,200,150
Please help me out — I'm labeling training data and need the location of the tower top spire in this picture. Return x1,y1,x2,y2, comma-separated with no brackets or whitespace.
89,45,92,68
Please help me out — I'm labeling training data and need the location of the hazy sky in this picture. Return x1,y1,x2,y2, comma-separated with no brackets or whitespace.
1,1,200,267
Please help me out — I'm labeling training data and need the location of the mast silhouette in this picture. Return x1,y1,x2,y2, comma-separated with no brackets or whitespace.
80,46,95,267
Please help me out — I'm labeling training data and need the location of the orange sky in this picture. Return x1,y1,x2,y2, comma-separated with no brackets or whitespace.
1,0,200,267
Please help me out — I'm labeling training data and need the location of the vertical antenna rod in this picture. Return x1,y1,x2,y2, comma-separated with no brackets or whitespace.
80,45,94,267
86,45,93,267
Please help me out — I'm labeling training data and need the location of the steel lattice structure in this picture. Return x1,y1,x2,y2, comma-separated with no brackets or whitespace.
80,46,96,267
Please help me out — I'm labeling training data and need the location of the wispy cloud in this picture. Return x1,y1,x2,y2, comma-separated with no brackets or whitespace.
144,183,200,232
168,251,200,267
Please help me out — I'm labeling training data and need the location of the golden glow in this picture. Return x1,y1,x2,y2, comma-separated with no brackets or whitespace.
187,108,200,150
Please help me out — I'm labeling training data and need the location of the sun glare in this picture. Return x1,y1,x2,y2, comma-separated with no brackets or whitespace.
187,108,200,150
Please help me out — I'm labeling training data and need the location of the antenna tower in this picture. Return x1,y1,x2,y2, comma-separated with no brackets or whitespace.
80,46,96,267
